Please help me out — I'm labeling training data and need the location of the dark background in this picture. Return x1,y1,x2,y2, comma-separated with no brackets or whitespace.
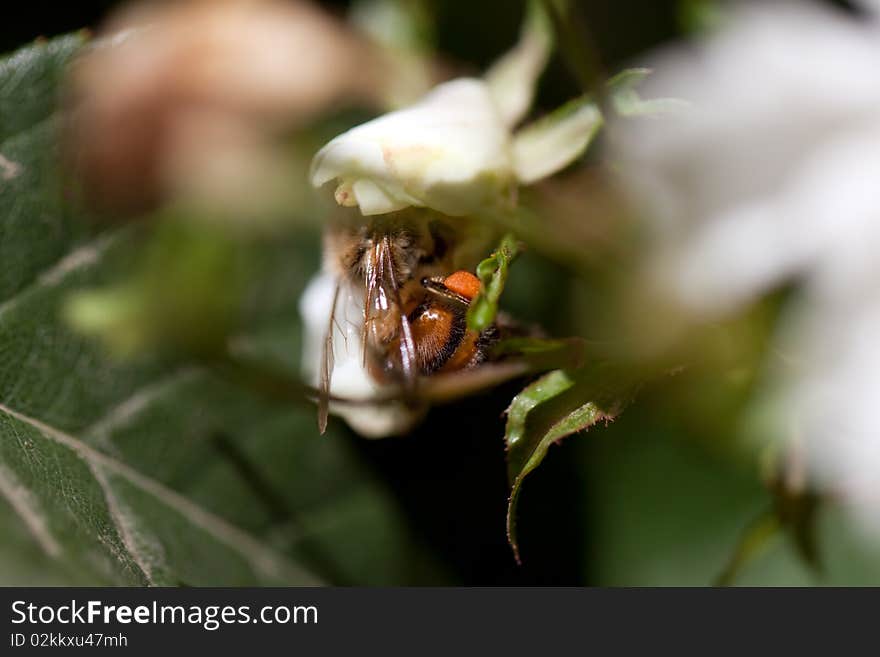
1,1,683,69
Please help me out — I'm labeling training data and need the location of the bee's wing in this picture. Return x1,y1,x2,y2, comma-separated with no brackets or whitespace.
362,236,418,389
318,282,341,434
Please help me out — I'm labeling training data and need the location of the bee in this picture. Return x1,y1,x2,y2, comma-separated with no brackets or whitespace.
314,214,501,434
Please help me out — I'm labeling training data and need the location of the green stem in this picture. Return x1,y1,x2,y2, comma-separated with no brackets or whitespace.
467,233,521,332
538,0,606,100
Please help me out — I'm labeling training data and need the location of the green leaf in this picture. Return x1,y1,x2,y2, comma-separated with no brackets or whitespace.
713,508,782,586
505,363,634,562
0,35,447,586
0,33,85,142
678,0,726,35
607,68,689,117
466,233,521,333
350,0,434,53
65,217,250,356
714,446,824,586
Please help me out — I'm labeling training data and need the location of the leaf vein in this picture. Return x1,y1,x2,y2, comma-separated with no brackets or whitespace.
88,461,156,585
0,462,62,558
0,231,123,318
0,400,319,585
83,367,203,449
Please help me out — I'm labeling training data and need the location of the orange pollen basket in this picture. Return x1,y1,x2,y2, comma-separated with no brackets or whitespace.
443,270,481,301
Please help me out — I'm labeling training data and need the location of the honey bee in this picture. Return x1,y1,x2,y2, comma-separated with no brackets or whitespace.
310,214,501,435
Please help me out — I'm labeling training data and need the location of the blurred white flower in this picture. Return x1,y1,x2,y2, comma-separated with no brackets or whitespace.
68,0,377,215
310,2,601,216
859,0,880,16
613,1,880,527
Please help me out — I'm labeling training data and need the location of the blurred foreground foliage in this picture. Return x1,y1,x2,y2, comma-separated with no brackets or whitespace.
0,34,447,585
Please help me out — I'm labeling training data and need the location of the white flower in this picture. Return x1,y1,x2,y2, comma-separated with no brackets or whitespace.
301,3,604,437
311,78,516,216
309,2,601,216
612,0,880,529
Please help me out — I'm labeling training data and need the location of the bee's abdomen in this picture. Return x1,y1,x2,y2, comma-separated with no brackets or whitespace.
409,303,462,374
409,302,496,375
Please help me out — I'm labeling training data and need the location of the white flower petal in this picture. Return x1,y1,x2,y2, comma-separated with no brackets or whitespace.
611,0,880,533
669,127,880,315
512,97,602,184
614,0,880,242
484,0,553,128
791,289,880,520
352,178,409,215
310,77,514,216
858,0,880,17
